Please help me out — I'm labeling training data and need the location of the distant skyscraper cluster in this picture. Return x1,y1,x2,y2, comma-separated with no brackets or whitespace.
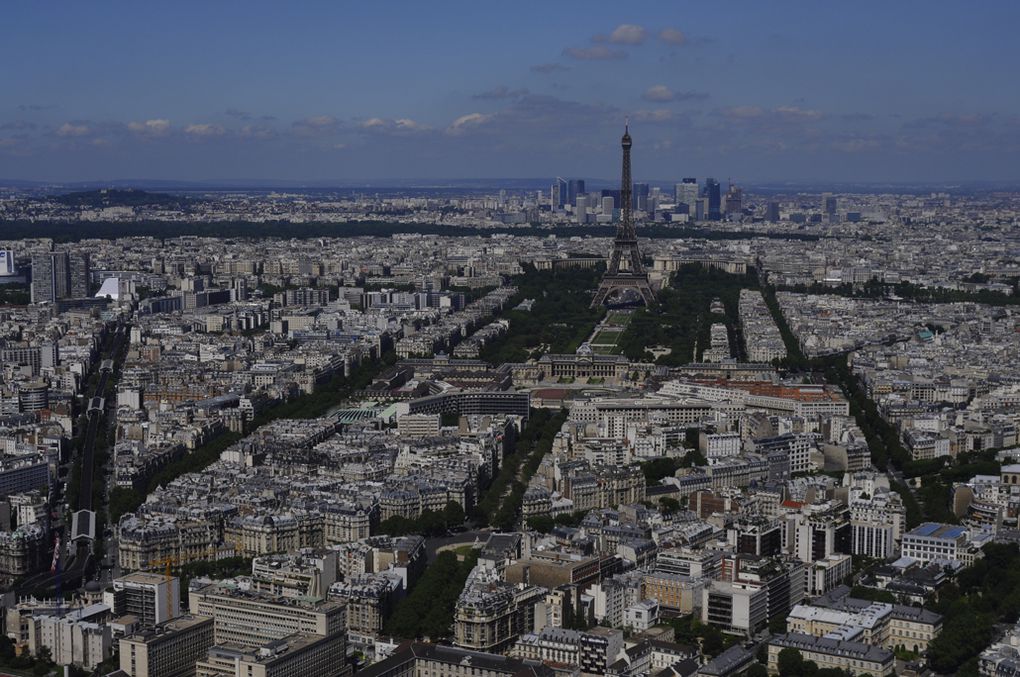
550,172,746,225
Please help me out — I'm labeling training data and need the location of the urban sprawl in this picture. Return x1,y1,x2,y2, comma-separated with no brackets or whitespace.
0,175,1018,677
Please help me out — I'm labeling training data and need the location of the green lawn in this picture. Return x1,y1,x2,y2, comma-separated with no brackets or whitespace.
591,329,623,345
605,312,632,327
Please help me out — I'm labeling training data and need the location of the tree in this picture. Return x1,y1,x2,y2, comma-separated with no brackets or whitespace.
442,501,465,529
769,616,788,634
682,449,708,467
109,486,143,522
658,497,681,514
700,625,725,657
777,647,804,677
0,635,15,661
640,457,681,485
740,665,769,677
526,515,555,533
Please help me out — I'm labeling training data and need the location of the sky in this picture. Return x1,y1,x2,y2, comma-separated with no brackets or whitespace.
2,0,1019,184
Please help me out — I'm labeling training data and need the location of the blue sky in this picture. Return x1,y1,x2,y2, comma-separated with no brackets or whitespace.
2,1,1019,183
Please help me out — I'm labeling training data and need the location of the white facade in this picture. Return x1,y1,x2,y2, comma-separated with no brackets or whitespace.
585,580,626,629
700,432,742,464
624,599,659,632
29,613,112,671
900,523,969,564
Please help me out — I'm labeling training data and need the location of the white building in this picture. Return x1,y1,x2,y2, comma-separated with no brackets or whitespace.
623,599,659,632
700,432,742,464
107,572,181,627
702,580,768,635
850,490,905,559
585,579,626,629
900,522,973,565
28,607,112,671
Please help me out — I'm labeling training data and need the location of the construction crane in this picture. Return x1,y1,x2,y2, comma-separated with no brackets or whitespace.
51,535,63,618
153,555,178,624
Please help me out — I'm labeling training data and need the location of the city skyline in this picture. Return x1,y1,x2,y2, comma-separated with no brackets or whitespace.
3,1,1020,184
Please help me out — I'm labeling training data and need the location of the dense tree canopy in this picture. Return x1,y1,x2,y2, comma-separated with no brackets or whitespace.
384,550,479,640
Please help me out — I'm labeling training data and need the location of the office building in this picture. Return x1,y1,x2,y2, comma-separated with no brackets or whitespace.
119,614,215,677
824,193,838,217
675,179,698,207
194,633,346,677
550,179,567,210
31,252,62,304
250,549,338,600
766,201,780,222
900,522,975,565
360,642,554,677
188,583,346,649
575,196,587,224
702,580,768,635
633,182,649,211
1,343,59,377
31,252,90,303
724,184,743,217
850,491,905,559
107,572,182,627
783,503,851,564
704,178,721,220
567,179,585,207
70,252,91,298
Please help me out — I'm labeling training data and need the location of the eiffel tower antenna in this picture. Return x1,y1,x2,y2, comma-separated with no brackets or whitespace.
591,123,656,308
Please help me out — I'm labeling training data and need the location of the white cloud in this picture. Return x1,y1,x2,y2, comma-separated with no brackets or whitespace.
56,122,90,137
643,85,675,102
184,123,225,138
659,28,686,45
609,24,646,45
447,113,493,135
127,119,171,137
239,124,275,140
360,117,429,134
292,115,339,136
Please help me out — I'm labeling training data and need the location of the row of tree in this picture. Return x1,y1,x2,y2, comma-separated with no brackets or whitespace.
487,410,568,532
378,501,465,536
0,218,823,243
925,543,1020,674
524,510,588,533
383,550,479,641
616,265,759,365
480,265,605,365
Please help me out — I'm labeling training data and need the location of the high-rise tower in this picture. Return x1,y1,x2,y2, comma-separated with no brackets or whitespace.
591,124,656,308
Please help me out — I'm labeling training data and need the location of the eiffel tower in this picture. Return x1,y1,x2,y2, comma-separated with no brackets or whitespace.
591,123,656,308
